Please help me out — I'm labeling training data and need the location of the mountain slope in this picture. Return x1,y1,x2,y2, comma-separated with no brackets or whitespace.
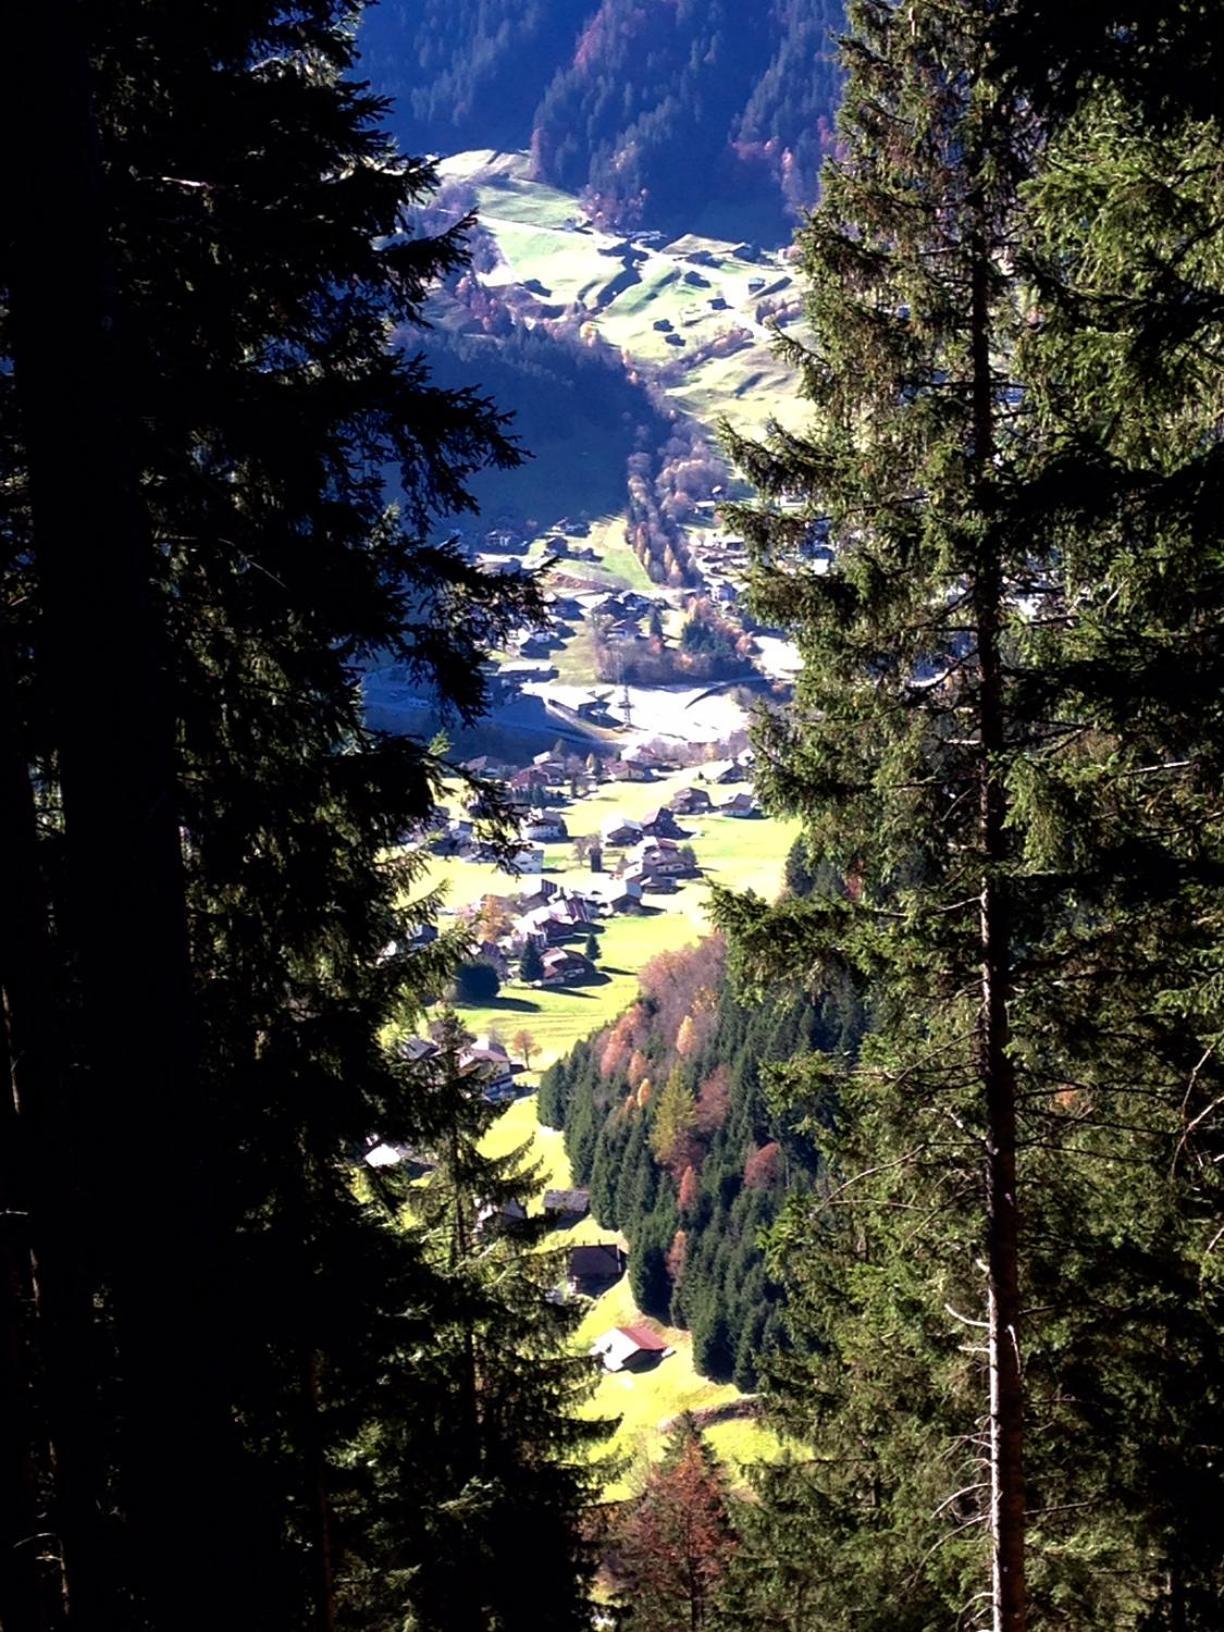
360,0,844,240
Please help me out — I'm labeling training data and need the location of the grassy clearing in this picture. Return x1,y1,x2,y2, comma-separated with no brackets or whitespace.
573,1278,782,1499
455,910,702,1070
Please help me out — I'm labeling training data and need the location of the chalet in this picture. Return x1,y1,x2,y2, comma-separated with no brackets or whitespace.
714,751,755,785
590,1325,672,1373
620,862,677,895
544,1188,590,1225
433,817,475,856
517,905,575,947
461,1045,516,1104
516,880,559,915
531,751,568,782
499,659,556,682
568,1245,625,1295
399,1036,440,1065
723,792,761,818
622,742,675,772
477,1197,528,1236
462,754,514,780
621,837,692,880
639,806,689,840
523,813,568,842
669,785,713,816
505,843,544,875
602,815,644,848
582,878,644,916
509,766,550,795
540,947,598,986
605,758,654,784
517,633,557,659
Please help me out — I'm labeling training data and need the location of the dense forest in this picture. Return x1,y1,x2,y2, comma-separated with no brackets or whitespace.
539,925,862,1387
359,0,844,237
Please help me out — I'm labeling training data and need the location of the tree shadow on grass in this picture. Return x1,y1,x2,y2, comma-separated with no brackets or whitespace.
462,995,541,1015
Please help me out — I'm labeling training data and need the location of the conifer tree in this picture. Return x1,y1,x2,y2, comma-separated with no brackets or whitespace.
720,0,1039,1616
610,1415,736,1632
1,0,558,1623
719,0,1224,1626
350,1012,610,1632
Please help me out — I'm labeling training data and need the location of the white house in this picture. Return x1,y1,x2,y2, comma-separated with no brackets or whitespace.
590,1325,673,1373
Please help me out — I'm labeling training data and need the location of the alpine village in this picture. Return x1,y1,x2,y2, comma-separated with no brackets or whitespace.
2,3,1223,1631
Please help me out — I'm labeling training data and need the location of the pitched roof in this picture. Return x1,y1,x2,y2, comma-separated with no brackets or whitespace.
544,1188,590,1214
614,1324,669,1352
569,1245,622,1278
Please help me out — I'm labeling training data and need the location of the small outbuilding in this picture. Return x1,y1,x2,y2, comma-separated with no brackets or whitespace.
590,1324,672,1373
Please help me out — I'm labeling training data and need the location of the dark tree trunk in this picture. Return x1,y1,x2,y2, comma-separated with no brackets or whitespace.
3,5,232,1625
970,227,1028,1632
0,636,93,1630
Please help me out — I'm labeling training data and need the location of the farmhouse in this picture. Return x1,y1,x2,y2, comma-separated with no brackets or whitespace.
568,1245,625,1295
540,947,598,986
620,837,693,880
516,880,559,914
477,1197,528,1236
669,785,713,815
508,767,550,798
620,862,677,895
602,815,644,847
544,1188,591,1225
639,806,689,840
605,758,655,783
460,1043,516,1103
523,813,568,842
723,792,761,818
590,1325,672,1373
399,1036,440,1065
582,878,644,915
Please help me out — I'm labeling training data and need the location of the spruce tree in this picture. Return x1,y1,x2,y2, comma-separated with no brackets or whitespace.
0,0,553,1623
719,0,1224,1626
352,1012,610,1632
720,0,1039,1617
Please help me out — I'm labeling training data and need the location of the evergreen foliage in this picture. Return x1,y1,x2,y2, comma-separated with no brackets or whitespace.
0,3,595,1626
712,0,1224,1627
548,939,859,1385
349,1013,611,1631
359,0,845,237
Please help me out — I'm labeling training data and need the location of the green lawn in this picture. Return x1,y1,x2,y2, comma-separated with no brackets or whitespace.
425,764,798,963
455,910,702,1071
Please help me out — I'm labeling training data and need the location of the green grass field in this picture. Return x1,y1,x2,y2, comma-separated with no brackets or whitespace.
455,910,702,1071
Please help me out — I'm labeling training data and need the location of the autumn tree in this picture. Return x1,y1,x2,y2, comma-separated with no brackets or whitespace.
610,1416,736,1632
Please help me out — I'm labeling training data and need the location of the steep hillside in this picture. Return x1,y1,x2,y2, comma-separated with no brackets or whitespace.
539,933,864,1389
360,0,844,239
357,0,589,155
